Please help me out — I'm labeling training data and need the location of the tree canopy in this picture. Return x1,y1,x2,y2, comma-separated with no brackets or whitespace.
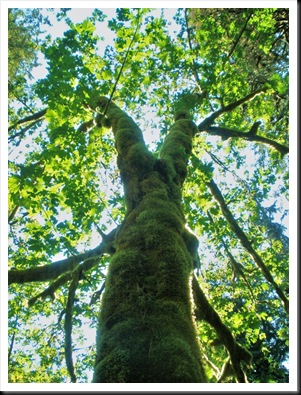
6,6,294,386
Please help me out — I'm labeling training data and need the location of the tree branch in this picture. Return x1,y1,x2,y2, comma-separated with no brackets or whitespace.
8,227,118,285
8,108,47,132
197,87,267,131
28,271,73,306
90,281,106,306
207,211,256,303
64,269,80,383
28,255,105,306
192,274,252,383
207,178,289,313
8,330,16,364
8,119,43,143
160,111,197,187
205,124,289,157
184,9,202,92
227,12,253,60
101,10,142,118
8,205,20,223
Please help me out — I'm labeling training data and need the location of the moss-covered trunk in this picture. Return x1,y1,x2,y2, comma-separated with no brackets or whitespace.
92,98,206,382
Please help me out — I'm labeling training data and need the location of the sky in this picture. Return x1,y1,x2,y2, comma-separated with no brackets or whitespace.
1,0,298,392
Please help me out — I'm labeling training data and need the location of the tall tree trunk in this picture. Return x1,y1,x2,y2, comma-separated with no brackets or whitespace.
92,98,206,382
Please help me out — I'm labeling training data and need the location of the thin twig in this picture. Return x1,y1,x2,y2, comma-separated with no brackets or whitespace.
101,10,142,118
64,269,80,383
184,9,202,92
227,12,253,60
207,178,289,313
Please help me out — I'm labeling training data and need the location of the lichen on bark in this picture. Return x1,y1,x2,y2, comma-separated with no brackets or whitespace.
92,97,206,382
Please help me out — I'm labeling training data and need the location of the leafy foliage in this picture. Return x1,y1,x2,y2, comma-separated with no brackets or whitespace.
7,8,289,383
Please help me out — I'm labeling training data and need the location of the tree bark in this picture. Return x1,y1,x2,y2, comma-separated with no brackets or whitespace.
92,98,206,382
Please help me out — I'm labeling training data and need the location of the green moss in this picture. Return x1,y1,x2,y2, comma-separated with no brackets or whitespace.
174,109,191,121
140,175,169,199
94,348,131,383
149,337,202,382
136,208,183,234
158,118,197,187
122,175,141,211
115,128,141,154
92,105,207,381
115,114,141,131
110,246,142,268
106,108,125,131
162,128,192,154
143,221,173,249
101,116,112,129
182,228,199,254
139,194,183,217
175,119,197,135
95,298,206,382
127,143,155,172
116,229,143,251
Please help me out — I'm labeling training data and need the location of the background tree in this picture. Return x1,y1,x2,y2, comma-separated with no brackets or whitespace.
8,8,51,151
7,7,290,383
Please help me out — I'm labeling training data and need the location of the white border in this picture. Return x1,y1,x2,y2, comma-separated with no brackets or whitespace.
1,0,298,392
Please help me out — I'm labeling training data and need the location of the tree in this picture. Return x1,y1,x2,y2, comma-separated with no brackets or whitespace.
7,7,290,383
8,8,41,97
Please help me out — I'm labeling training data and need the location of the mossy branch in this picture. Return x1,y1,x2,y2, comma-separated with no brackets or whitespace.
96,96,155,212
64,269,80,383
160,111,197,187
192,274,252,383
8,227,118,285
207,178,289,313
28,271,72,306
28,256,107,306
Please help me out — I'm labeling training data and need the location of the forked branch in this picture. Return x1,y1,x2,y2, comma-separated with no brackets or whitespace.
197,87,267,131
195,89,288,156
